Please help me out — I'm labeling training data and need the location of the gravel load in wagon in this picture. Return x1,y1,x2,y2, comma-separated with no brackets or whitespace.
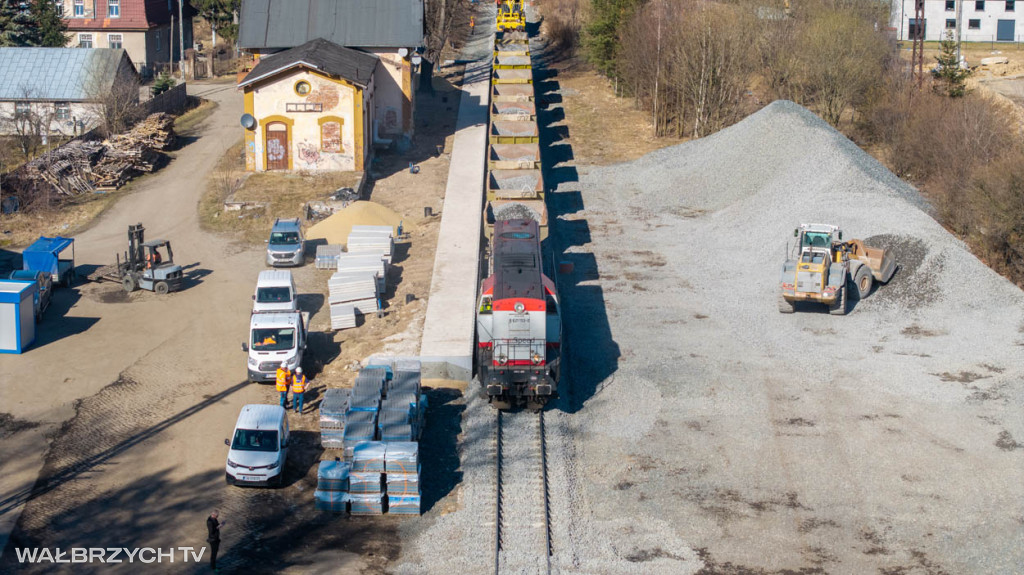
493,68,532,84
488,199,548,224
489,143,540,168
490,169,543,199
492,84,534,101
492,101,536,119
494,53,532,67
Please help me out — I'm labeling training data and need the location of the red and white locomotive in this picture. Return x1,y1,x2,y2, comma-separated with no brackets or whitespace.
476,219,562,410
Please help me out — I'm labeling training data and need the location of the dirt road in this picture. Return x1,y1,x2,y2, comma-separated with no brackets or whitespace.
0,80,357,573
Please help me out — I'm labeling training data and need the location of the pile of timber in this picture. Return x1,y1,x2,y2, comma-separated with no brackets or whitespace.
11,113,177,197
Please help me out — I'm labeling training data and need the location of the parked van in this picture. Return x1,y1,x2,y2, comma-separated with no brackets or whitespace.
242,311,308,383
224,404,289,486
266,218,305,267
253,270,297,314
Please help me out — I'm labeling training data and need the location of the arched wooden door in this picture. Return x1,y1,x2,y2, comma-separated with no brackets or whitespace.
265,122,289,170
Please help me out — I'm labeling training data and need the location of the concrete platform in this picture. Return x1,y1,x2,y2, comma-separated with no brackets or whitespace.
420,33,494,382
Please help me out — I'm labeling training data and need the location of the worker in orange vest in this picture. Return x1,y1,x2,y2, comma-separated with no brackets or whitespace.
291,367,308,414
275,365,291,408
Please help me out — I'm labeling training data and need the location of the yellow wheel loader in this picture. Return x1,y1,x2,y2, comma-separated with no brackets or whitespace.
778,224,896,315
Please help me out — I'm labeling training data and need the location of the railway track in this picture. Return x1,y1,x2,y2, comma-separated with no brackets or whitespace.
494,409,552,574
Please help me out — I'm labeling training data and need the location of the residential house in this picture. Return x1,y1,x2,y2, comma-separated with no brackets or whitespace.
60,0,195,77
238,0,424,139
0,48,138,137
893,0,1024,42
238,38,383,172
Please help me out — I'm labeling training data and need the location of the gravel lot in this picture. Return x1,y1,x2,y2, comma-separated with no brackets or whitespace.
397,96,1024,574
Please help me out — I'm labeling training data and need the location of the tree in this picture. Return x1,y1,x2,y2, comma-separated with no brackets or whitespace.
584,0,642,78
84,60,142,136
151,72,177,96
797,8,888,127
933,30,971,98
32,0,68,47
192,0,240,47
1,85,55,161
0,0,37,47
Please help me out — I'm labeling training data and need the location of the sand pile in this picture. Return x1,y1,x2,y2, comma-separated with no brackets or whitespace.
307,201,407,246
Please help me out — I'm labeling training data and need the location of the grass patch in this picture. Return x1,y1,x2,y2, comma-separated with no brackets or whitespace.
199,139,361,244
174,97,219,134
0,188,126,248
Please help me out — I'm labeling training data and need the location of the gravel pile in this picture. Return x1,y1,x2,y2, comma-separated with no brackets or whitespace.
550,99,1024,572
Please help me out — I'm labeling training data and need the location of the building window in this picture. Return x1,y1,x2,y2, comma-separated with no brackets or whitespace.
908,18,926,38
946,18,957,28
14,102,30,119
54,0,63,16
946,0,956,10
976,0,985,9
321,121,342,153
1008,0,1016,10
294,80,311,96
969,18,982,28
108,33,122,49
73,0,83,16
54,102,70,120
155,31,161,51
78,33,93,48
108,0,119,17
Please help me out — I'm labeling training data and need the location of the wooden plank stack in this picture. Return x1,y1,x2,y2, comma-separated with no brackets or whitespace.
8,113,176,198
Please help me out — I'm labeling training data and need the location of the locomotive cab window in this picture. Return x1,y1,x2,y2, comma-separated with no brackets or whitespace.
479,296,493,313
546,294,559,314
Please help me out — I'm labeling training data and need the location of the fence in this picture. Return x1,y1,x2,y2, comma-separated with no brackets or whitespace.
143,83,188,116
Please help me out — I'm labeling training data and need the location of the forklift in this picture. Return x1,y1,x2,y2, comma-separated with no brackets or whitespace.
92,223,184,294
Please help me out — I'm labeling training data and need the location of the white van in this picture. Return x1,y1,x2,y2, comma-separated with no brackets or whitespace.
253,270,297,314
242,311,308,383
224,404,289,487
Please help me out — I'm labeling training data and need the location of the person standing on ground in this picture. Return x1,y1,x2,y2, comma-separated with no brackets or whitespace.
292,367,308,414
206,509,225,572
276,365,291,408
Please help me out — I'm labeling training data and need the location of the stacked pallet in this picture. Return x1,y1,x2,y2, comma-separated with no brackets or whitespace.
347,225,395,264
9,113,176,198
314,459,351,512
320,388,349,449
350,442,387,515
385,442,421,514
327,255,386,330
315,244,344,270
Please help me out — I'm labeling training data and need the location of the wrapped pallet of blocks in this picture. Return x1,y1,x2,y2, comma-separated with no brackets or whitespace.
349,471,384,494
385,442,421,515
320,388,349,449
349,493,385,515
315,244,344,269
352,441,387,473
317,459,351,491
314,490,350,513
343,422,376,458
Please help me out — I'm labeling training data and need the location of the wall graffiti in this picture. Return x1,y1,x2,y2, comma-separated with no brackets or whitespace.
245,139,256,170
383,107,399,133
321,122,341,153
297,141,321,168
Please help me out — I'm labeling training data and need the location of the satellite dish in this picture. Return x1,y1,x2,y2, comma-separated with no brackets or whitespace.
240,113,257,130
398,47,409,58
411,55,422,66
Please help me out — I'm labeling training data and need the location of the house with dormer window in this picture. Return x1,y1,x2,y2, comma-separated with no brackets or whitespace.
60,0,195,77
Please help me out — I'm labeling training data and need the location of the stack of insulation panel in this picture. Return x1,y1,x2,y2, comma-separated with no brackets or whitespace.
347,225,395,265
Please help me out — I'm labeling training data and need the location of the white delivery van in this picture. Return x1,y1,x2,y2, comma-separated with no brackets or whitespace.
242,311,308,383
224,404,289,486
253,270,297,314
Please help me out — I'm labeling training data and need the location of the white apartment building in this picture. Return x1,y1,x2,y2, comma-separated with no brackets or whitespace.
892,0,1024,42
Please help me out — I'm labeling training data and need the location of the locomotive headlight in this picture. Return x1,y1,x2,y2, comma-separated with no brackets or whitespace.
531,353,542,365
498,355,508,365
514,302,525,314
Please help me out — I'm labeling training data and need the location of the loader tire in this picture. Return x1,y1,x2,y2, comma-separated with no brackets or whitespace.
778,293,795,314
154,281,170,295
853,265,873,300
122,276,136,293
829,286,847,316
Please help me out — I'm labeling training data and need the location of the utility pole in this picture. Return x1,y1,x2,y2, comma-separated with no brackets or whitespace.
956,0,964,63
178,0,185,81
911,0,925,87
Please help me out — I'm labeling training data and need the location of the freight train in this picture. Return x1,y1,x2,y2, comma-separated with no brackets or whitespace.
476,13,561,410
